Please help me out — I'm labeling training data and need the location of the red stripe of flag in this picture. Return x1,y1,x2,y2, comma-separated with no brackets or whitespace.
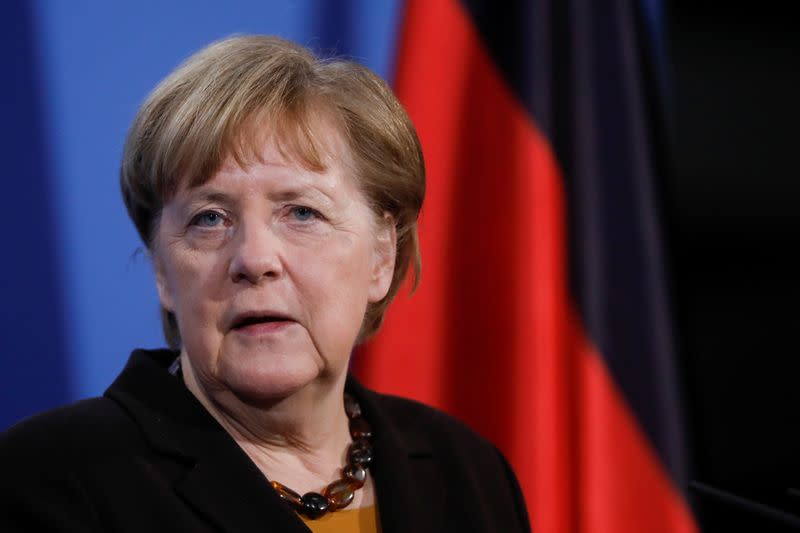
355,0,698,531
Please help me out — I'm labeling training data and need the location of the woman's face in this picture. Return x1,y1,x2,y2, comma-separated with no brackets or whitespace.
154,126,395,403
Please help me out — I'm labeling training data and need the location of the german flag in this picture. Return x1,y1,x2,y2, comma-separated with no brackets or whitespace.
355,0,698,531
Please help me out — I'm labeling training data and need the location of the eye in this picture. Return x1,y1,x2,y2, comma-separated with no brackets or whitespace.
289,206,319,222
190,210,227,228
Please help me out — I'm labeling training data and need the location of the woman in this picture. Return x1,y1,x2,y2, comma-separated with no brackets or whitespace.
0,35,530,533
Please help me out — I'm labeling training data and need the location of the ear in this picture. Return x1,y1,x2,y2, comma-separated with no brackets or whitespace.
153,254,176,313
368,213,397,303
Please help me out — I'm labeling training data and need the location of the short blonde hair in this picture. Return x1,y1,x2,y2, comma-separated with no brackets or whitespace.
120,35,425,348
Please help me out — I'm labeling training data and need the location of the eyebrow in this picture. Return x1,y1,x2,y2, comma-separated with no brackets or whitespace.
269,185,337,207
178,190,236,210
268,189,302,202
194,191,232,204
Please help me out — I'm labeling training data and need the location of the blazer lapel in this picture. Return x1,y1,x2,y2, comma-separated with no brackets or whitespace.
347,378,445,533
106,350,311,533
173,434,308,533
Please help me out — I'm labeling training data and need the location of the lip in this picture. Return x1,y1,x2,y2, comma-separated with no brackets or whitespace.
228,310,297,335
232,319,295,336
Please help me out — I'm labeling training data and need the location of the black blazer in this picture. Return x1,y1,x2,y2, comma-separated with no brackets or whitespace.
0,349,531,532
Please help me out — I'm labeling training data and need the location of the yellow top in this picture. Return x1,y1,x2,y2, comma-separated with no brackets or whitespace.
300,505,380,533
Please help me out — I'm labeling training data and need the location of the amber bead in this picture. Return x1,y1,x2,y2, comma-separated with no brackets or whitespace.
271,481,303,508
349,417,372,439
323,479,356,510
344,393,361,419
348,440,373,466
343,464,367,486
301,492,329,519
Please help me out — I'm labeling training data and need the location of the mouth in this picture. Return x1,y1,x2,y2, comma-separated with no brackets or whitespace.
230,313,295,333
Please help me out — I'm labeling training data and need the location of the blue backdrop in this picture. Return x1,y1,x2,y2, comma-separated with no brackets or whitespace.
1,0,403,429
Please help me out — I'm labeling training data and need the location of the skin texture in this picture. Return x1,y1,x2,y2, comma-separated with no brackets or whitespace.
153,123,396,503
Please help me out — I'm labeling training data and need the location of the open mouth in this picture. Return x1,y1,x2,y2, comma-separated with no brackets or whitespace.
231,314,293,331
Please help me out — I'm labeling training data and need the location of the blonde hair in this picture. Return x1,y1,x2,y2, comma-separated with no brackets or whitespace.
120,35,425,348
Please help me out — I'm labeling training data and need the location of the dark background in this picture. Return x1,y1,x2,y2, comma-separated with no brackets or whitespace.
668,0,799,526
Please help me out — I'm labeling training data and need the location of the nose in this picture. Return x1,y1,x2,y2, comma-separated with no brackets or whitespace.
228,222,284,284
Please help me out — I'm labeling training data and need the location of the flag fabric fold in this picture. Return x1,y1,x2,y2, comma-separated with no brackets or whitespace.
355,1,697,531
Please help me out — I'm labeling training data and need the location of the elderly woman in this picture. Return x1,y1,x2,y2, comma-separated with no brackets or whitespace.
0,36,530,533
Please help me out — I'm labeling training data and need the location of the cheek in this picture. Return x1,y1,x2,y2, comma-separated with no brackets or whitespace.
162,247,229,328
311,231,372,283
295,234,374,325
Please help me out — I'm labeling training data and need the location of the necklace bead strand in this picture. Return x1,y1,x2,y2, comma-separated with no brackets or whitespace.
271,393,373,520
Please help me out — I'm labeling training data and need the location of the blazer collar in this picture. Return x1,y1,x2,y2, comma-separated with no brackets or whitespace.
105,349,307,532
105,349,443,533
346,376,445,533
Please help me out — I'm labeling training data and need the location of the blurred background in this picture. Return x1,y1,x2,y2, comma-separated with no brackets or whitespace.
1,0,797,531
668,1,800,527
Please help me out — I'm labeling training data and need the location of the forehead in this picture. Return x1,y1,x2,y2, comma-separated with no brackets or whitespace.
173,122,367,211
268,109,350,164
180,112,357,196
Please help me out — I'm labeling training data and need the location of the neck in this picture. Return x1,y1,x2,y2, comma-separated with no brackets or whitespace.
180,351,353,494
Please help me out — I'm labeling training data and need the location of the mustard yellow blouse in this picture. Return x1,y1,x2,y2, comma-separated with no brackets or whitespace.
300,505,380,533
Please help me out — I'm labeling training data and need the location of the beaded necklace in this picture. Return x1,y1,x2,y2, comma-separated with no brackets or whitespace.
271,393,373,519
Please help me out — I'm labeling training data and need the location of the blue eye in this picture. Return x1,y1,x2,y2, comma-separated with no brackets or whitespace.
291,206,317,222
191,211,225,227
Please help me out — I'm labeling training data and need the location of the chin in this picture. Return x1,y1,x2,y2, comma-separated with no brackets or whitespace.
216,351,322,405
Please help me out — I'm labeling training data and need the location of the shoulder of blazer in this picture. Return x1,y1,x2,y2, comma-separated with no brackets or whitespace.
0,397,137,531
346,378,532,532
0,395,140,462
